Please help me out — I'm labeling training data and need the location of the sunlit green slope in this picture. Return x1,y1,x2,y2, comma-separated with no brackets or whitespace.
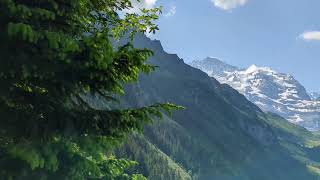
113,35,320,180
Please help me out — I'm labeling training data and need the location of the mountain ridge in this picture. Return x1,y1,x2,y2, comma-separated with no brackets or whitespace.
189,57,320,131
103,36,320,179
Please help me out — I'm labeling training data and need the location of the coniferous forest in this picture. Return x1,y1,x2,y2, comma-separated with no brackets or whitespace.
0,1,179,179
2,1,320,180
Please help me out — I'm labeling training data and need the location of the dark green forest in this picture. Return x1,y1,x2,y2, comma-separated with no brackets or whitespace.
2,1,320,180
0,0,178,179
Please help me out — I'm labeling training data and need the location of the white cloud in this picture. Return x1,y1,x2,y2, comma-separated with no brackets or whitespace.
164,5,176,17
145,0,157,7
127,0,158,13
211,0,249,10
300,31,320,41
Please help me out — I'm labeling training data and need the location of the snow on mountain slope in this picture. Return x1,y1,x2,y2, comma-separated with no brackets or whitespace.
190,57,320,131
310,92,320,100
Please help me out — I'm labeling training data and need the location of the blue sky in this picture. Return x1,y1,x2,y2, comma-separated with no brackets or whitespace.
134,0,320,92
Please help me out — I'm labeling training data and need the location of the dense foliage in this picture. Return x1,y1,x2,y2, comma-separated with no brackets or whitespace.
0,0,179,179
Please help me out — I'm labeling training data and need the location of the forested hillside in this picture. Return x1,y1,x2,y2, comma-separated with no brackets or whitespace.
2,1,320,180
112,34,320,180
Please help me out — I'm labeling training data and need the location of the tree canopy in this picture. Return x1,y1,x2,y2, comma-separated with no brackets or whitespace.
0,0,178,179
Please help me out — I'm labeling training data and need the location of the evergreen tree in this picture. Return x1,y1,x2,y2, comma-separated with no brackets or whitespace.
0,0,178,179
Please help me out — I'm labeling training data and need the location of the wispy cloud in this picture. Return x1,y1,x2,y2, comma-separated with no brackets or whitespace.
211,0,249,10
300,31,320,41
127,0,158,13
164,5,176,17
144,0,157,8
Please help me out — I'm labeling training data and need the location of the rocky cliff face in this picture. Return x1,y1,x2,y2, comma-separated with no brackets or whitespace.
190,58,320,131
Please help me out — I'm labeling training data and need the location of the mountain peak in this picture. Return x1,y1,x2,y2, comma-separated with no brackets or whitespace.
203,56,224,62
246,64,259,73
245,64,274,74
190,58,319,131
189,58,239,77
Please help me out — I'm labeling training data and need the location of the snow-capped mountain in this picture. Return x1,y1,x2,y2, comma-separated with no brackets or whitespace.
310,92,320,100
190,57,320,131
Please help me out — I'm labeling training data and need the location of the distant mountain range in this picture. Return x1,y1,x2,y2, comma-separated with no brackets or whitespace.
190,57,320,131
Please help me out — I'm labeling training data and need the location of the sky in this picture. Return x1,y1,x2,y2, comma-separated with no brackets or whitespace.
132,0,320,92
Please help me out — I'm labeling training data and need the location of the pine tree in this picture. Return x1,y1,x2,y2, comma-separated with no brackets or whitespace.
0,0,179,179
